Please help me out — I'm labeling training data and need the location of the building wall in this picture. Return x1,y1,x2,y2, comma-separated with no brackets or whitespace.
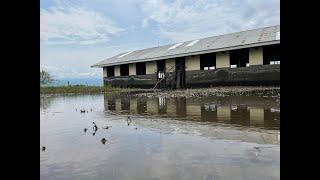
146,61,157,74
114,65,120,76
129,63,136,75
186,55,200,71
249,47,263,65
105,64,280,88
216,51,230,68
103,67,107,78
165,59,175,72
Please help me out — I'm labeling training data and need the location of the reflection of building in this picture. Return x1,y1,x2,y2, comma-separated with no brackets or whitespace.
137,97,147,114
166,98,177,116
231,106,250,126
249,107,264,126
103,95,280,129
121,96,130,111
176,97,187,117
158,96,167,114
92,26,280,88
201,104,217,122
217,106,231,122
147,98,158,115
130,98,137,113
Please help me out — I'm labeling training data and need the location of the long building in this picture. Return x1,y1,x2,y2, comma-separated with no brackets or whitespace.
91,25,280,88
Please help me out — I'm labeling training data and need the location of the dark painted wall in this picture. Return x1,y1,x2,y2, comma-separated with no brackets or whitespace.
104,65,280,88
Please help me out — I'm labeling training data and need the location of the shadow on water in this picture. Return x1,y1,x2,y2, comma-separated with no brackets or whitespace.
104,94,280,130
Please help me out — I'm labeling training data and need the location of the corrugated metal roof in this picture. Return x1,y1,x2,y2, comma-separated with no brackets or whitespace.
92,25,280,68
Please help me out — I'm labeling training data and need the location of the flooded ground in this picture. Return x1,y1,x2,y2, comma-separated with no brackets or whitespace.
40,93,280,180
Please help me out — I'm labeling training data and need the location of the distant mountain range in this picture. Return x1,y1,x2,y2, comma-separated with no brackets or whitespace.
49,77,103,86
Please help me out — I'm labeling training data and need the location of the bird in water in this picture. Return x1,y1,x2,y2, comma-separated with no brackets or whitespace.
127,116,132,126
80,109,86,113
101,138,107,144
92,122,98,130
84,128,88,133
42,146,46,151
134,127,138,130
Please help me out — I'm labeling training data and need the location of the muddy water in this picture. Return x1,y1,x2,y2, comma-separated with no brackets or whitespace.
40,93,280,180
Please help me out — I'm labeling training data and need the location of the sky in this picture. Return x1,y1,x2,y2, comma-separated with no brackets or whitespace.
40,0,280,82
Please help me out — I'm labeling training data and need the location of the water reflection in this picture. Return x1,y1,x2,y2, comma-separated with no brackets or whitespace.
104,95,280,130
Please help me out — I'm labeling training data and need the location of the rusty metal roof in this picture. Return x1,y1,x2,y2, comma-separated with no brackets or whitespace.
92,25,280,68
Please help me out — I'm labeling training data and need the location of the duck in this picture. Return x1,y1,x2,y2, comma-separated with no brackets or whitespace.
101,138,107,144
42,146,46,151
80,109,86,113
84,128,88,133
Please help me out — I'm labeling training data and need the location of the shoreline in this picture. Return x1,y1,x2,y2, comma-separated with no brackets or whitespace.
41,86,280,98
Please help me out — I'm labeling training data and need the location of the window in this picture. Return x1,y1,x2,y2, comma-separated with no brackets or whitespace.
107,66,114,77
230,48,249,68
120,64,129,76
200,53,216,70
263,44,280,65
136,62,146,75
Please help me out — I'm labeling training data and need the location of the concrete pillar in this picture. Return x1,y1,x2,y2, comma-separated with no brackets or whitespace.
114,65,120,76
129,63,136,75
250,108,264,126
216,51,230,68
103,67,107,78
146,61,157,74
186,55,200,71
249,47,263,65
217,106,231,121
165,59,175,72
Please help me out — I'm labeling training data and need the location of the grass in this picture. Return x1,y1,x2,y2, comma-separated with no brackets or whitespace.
40,85,104,94
40,84,152,95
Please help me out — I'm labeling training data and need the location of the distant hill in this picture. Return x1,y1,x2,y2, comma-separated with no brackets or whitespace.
49,77,103,86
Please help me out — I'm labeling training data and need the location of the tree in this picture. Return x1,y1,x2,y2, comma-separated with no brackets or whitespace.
40,70,53,85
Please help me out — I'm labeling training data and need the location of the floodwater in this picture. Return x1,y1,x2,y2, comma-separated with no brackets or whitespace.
40,93,280,180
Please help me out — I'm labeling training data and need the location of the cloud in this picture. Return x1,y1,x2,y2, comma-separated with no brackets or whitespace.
140,0,280,42
40,1,123,45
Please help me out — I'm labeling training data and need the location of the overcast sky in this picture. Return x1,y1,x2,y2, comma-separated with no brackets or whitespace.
40,0,280,80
